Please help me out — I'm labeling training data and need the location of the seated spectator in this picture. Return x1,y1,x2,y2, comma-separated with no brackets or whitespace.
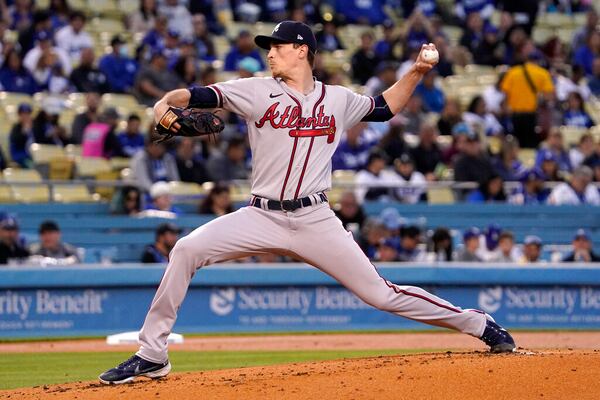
175,137,211,185
0,49,37,94
117,114,145,158
562,229,600,262
48,0,70,31
54,10,93,65
453,128,495,184
158,0,193,39
359,218,388,259
224,30,265,72
414,69,444,113
397,225,425,262
462,95,503,137
111,185,141,216
365,61,398,97
315,19,344,52
570,133,596,169
482,73,506,115
399,95,426,135
393,153,427,204
477,224,502,261
563,91,594,128
134,49,181,107
173,55,199,86
553,65,590,102
547,166,600,205
191,14,216,61
198,184,233,216
432,34,454,77
374,20,397,60
427,227,454,262
354,151,398,203
335,0,387,25
491,135,526,181
9,103,34,168
141,222,181,263
127,0,157,35
237,56,261,79
332,122,376,171
508,168,551,205
490,231,519,263
379,116,408,163
98,35,138,93
333,191,366,237
32,97,69,146
474,24,503,66
437,98,462,136
206,138,249,182
9,0,33,31
587,57,600,96
351,31,381,85
519,235,543,264
535,129,572,174
71,92,101,144
375,238,399,262
459,12,484,54
466,174,507,203
538,149,563,181
573,9,598,50
70,47,109,93
456,227,483,262
573,30,600,76
402,10,434,53
0,215,29,265
23,30,72,89
455,0,494,22
442,122,470,167
82,107,125,159
410,122,442,180
131,135,180,192
146,181,183,215
29,220,80,264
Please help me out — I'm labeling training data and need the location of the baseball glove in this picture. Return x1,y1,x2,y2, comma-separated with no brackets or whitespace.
154,106,224,143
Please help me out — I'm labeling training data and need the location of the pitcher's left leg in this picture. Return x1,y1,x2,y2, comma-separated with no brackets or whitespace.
291,205,486,337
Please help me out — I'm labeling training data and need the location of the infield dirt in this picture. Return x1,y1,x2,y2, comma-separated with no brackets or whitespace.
1,332,599,399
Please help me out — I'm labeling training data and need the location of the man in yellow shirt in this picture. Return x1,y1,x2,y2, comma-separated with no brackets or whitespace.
501,51,555,148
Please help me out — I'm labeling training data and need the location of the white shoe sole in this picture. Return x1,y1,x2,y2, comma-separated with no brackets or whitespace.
98,362,172,385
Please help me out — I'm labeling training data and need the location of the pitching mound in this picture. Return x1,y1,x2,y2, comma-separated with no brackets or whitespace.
3,350,599,400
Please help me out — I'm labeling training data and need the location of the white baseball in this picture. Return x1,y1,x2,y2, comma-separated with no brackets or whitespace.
422,48,439,64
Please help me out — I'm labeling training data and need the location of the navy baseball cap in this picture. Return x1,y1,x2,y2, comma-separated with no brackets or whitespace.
0,215,19,230
463,227,480,241
255,21,317,55
17,103,32,113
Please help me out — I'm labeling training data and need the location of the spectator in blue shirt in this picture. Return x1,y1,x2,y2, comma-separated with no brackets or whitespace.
224,30,265,72
401,0,438,18
98,35,138,93
404,10,434,52
455,0,495,21
0,49,38,94
332,122,377,171
117,114,145,158
191,13,216,62
587,57,600,96
335,0,387,25
535,130,572,174
374,20,398,60
141,14,168,52
508,168,550,205
563,91,595,128
9,0,33,31
414,69,445,113
466,174,507,203
315,19,345,52
574,30,600,76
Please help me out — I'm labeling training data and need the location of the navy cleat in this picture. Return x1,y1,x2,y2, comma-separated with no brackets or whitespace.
480,317,516,353
99,355,171,385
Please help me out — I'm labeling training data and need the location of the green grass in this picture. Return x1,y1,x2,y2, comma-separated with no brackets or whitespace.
0,349,424,390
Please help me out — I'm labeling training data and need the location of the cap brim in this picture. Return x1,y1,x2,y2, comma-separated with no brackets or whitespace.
254,35,290,50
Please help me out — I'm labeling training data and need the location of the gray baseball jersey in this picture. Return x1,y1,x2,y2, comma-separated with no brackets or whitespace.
135,78,488,364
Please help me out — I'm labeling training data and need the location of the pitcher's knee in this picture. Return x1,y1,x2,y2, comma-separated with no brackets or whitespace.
362,291,395,312
171,236,209,266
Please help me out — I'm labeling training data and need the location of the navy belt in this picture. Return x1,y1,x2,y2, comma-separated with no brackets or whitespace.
251,192,328,212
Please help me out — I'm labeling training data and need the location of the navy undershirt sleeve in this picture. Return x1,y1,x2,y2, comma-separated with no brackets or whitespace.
361,94,394,122
188,86,219,108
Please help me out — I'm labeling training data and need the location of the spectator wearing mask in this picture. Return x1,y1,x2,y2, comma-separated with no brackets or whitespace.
332,122,377,171
490,231,519,263
354,150,398,203
535,130,572,174
456,227,483,262
563,91,594,128
70,47,109,93
547,166,600,205
99,35,138,93
29,220,80,263
134,49,180,107
351,31,381,85
131,136,180,192
81,107,125,159
224,30,265,72
9,103,34,168
117,114,145,158
141,223,181,263
519,235,543,264
0,215,29,265
0,49,38,94
562,229,600,262
333,191,366,237
393,153,427,204
414,69,444,113
198,184,234,217
175,137,211,185
71,92,101,144
206,138,249,182
54,10,93,65
508,168,551,205
410,121,442,180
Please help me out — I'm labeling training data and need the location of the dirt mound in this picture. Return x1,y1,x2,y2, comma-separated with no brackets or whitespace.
3,350,599,400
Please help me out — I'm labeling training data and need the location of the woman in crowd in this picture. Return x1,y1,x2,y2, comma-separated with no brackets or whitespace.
198,184,233,217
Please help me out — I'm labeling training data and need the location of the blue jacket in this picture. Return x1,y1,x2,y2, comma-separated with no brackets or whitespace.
98,54,138,93
224,48,265,72
117,132,145,158
0,67,38,95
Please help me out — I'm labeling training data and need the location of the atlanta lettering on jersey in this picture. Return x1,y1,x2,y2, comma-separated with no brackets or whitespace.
255,103,337,143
